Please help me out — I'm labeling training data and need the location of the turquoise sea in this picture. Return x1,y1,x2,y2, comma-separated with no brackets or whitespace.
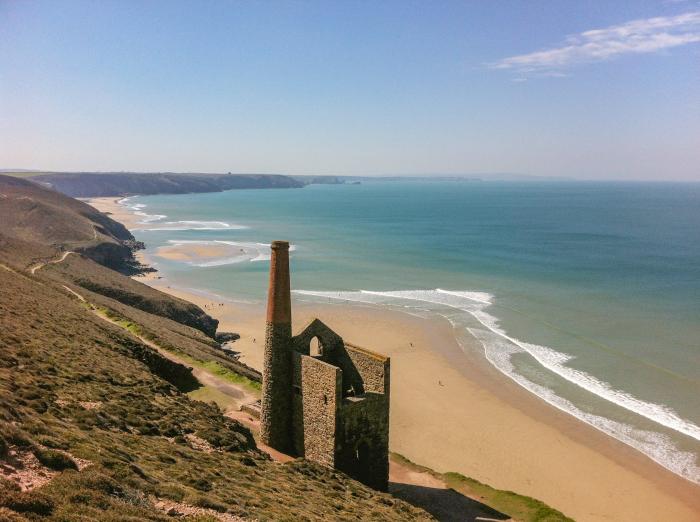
121,180,700,483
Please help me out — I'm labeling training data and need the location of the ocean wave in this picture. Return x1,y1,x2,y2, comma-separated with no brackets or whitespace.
469,326,700,483
117,196,247,230
117,196,168,225
134,211,167,223
137,220,248,231
292,287,700,483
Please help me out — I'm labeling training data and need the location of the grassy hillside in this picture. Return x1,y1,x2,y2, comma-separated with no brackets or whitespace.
0,266,430,520
44,254,220,338
0,174,219,336
0,174,136,271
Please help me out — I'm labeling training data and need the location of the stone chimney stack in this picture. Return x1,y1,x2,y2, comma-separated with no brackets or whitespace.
266,241,291,325
260,240,293,451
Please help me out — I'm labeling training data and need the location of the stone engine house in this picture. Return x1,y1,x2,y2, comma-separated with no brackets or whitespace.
260,241,390,491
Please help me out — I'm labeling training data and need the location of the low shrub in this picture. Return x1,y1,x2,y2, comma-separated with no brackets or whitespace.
0,435,8,458
3,491,55,515
33,448,78,471
193,495,228,513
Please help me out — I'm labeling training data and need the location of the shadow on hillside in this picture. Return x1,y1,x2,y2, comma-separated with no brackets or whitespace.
389,481,510,522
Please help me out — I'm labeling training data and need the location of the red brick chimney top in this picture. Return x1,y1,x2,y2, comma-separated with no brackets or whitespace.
266,240,291,324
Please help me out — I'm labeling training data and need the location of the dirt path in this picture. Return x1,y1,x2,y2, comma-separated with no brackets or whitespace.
84,301,258,412
29,250,75,274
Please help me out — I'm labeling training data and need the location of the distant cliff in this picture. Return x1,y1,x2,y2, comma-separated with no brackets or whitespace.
32,172,303,197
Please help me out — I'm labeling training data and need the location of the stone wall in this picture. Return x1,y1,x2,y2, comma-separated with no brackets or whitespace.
291,354,342,467
292,319,365,396
345,344,390,397
336,394,390,491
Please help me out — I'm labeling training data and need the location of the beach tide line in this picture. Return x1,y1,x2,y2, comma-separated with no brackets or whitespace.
292,288,700,445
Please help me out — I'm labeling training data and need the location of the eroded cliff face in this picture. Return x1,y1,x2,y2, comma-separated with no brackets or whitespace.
63,256,220,338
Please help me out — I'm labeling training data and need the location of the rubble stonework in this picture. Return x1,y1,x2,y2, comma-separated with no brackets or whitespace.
260,241,390,491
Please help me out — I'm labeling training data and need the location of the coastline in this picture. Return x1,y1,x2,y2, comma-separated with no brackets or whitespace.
88,196,700,521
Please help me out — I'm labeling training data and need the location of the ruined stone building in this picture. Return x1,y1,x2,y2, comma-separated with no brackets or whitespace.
260,241,390,491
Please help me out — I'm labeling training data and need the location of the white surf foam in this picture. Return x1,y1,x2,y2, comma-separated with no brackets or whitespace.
469,326,700,483
117,196,167,225
134,211,167,223
137,220,248,231
292,287,700,483
116,197,246,230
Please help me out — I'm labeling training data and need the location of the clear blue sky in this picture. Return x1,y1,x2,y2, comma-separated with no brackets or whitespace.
1,1,699,180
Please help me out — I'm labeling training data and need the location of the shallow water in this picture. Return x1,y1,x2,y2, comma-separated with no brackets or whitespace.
122,180,700,482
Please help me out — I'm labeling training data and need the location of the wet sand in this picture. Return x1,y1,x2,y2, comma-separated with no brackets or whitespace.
89,197,700,521
156,243,233,262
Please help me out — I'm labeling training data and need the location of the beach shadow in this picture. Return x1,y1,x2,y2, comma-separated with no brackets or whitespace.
389,482,511,522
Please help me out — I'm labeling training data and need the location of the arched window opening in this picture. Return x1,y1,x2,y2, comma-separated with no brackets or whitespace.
310,336,323,357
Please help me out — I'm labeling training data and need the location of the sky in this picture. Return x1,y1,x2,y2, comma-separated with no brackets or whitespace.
1,1,699,180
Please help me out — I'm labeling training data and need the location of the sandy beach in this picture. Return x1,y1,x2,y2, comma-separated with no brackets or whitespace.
88,197,142,229
89,196,700,521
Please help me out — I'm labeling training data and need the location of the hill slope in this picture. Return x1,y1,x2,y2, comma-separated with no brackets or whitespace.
32,172,303,197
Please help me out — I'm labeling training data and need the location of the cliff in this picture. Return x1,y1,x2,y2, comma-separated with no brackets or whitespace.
32,172,303,197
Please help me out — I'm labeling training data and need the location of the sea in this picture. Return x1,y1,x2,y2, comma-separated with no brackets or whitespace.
118,180,700,483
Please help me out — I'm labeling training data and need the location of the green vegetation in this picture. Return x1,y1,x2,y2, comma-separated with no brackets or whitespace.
96,306,261,392
187,357,262,392
442,473,574,522
391,453,574,522
186,387,238,412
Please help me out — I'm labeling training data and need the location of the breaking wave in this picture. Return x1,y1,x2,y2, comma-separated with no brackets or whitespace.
118,197,247,231
138,220,248,231
292,288,700,483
